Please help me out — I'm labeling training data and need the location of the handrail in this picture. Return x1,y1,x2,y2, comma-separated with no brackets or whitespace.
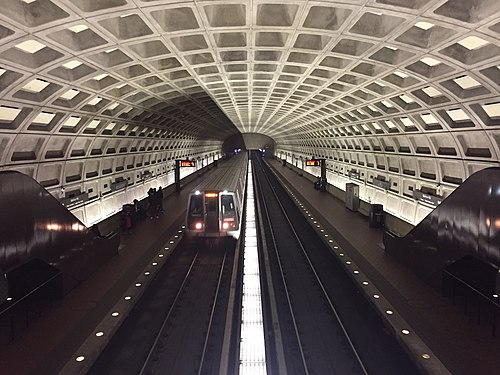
443,269,500,307
0,271,62,316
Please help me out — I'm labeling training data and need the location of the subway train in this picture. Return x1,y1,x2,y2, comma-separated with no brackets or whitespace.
185,152,248,239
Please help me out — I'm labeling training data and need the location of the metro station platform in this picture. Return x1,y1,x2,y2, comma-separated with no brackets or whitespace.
1,157,499,375
266,157,500,375
0,174,202,375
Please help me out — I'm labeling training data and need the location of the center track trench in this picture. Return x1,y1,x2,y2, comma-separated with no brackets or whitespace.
254,155,367,375
252,153,420,375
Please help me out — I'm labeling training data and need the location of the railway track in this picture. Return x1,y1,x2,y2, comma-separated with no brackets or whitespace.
253,153,420,375
89,237,237,375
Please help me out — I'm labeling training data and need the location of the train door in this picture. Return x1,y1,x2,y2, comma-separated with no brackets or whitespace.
204,192,219,233
220,193,237,231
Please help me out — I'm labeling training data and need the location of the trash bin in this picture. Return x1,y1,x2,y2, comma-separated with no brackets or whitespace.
282,159,286,166
369,204,384,228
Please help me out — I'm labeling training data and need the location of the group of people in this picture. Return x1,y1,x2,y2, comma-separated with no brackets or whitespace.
121,186,164,233
147,187,164,219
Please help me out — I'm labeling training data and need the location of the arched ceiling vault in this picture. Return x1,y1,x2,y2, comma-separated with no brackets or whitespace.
0,0,499,198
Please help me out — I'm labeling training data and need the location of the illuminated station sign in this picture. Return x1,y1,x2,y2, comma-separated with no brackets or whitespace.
306,159,322,167
179,160,196,167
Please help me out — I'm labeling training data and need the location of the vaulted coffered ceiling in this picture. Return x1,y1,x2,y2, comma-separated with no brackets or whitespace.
0,0,499,206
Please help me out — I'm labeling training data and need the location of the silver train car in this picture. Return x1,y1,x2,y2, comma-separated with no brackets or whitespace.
185,152,248,239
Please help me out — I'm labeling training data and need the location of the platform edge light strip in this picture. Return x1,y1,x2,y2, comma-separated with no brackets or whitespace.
239,159,267,375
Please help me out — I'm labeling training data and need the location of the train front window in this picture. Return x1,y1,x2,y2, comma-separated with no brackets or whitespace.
206,198,217,212
221,195,236,218
188,195,203,217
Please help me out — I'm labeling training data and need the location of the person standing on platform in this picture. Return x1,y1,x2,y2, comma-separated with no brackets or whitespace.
148,188,156,219
157,186,164,214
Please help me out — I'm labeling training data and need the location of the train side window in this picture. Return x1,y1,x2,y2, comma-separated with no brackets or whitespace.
189,195,203,217
221,195,236,218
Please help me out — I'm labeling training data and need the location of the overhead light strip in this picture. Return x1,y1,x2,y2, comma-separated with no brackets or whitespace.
239,159,267,375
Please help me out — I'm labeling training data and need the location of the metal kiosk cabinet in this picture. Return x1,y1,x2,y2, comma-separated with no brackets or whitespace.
345,183,359,211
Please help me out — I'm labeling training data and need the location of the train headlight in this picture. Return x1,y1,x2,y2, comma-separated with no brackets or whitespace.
222,222,229,230
195,222,203,230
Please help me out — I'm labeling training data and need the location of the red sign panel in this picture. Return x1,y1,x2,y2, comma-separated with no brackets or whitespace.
180,160,196,167
306,159,321,167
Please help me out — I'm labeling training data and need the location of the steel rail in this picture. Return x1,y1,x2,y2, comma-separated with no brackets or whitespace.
139,248,202,375
257,158,369,375
254,161,310,375
198,250,228,375
253,166,288,375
